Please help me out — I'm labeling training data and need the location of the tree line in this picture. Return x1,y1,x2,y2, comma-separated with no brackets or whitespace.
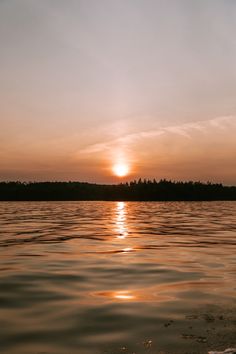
0,179,235,201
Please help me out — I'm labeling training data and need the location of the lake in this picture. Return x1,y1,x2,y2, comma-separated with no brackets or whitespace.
0,201,235,354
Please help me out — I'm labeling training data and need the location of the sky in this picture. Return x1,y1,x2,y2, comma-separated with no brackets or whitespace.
0,0,236,184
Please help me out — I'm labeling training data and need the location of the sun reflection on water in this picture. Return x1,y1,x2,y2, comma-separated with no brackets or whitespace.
122,247,133,253
115,202,128,239
94,290,136,301
113,291,135,300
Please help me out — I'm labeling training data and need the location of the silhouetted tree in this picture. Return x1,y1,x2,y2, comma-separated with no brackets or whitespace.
0,180,235,201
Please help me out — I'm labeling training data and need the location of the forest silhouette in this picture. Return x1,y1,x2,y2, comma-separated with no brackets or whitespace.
0,179,235,201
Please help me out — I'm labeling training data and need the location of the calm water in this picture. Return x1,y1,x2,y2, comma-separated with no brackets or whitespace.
0,201,235,354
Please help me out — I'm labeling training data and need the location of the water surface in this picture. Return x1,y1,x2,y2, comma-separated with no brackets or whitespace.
0,201,235,354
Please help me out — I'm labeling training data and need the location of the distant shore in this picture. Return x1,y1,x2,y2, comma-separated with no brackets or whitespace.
0,180,236,201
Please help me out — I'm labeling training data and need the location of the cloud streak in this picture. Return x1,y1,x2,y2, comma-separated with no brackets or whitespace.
78,116,235,155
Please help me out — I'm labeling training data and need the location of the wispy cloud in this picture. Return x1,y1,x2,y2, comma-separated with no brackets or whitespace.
78,116,236,155
79,130,164,154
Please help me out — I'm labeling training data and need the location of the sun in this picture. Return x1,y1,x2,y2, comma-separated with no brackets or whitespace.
113,163,129,177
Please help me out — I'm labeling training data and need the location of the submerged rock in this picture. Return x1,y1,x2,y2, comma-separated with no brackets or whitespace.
208,348,236,354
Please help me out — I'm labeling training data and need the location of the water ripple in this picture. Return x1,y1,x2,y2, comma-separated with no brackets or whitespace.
0,201,236,354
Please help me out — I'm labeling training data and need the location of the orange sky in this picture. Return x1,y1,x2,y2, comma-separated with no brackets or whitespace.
0,1,236,184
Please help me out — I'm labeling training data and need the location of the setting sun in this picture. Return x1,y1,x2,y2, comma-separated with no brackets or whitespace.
112,163,129,177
